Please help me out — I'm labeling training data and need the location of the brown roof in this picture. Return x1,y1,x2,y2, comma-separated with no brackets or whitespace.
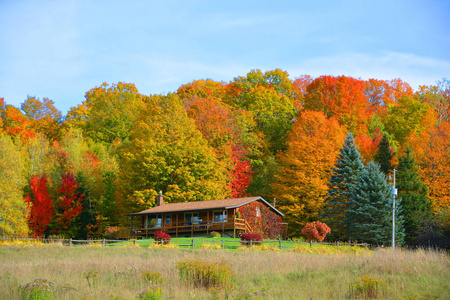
128,196,284,217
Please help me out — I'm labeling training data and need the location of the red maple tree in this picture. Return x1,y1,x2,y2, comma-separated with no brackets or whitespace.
56,172,83,230
24,175,53,237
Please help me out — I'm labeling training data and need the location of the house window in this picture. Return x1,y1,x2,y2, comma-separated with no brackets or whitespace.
165,215,171,225
147,215,162,228
184,212,199,224
213,211,227,223
256,207,261,217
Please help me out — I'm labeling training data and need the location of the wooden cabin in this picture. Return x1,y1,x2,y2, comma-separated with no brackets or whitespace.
127,195,287,239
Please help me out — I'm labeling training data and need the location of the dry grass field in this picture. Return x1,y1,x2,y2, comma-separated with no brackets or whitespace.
0,241,448,299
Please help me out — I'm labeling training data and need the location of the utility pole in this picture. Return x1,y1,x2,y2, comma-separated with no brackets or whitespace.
392,169,397,249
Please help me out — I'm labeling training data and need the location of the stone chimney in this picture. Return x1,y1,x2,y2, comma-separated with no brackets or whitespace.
157,191,163,206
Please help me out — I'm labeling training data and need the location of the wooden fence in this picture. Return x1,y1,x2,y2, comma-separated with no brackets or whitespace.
0,237,369,250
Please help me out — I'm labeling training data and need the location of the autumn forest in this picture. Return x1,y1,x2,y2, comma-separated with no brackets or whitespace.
1,69,449,247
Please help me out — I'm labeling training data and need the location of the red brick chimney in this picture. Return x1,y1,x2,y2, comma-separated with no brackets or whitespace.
157,191,163,206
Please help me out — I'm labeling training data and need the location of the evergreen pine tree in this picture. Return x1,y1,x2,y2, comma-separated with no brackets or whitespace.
375,133,393,175
347,161,405,245
397,147,431,244
322,133,364,241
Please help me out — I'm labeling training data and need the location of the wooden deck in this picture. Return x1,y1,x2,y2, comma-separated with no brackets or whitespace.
131,217,251,238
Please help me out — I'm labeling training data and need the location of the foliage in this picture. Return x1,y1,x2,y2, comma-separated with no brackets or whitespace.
143,271,164,285
21,96,61,141
19,278,56,300
24,175,54,237
238,201,282,239
384,95,429,147
374,133,393,175
413,207,450,249
0,134,29,238
82,82,144,144
301,221,331,242
347,162,405,245
303,75,369,135
348,275,386,299
138,286,163,300
396,147,431,244
210,231,221,238
290,244,370,255
50,172,83,235
322,133,364,241
408,122,450,212
240,233,263,245
153,231,171,244
0,98,36,142
177,259,234,290
119,93,229,211
271,110,346,237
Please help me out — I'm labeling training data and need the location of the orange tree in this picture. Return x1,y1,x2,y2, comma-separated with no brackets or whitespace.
271,110,346,237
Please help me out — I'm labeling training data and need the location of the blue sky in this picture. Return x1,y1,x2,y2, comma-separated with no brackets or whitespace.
1,0,449,115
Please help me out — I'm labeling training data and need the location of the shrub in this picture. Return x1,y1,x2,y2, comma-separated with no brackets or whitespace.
240,233,263,246
301,221,331,242
176,259,234,290
348,275,386,299
139,286,163,300
19,278,55,300
143,271,164,285
154,231,171,244
210,231,221,238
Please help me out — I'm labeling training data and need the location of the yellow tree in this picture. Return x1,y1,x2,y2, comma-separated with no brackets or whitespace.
82,82,145,144
271,110,346,237
119,93,229,212
21,96,62,141
0,134,29,237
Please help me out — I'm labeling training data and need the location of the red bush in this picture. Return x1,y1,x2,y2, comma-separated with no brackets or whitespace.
301,221,331,242
240,233,263,245
154,231,171,244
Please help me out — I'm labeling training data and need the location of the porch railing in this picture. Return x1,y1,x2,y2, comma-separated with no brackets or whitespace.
132,217,252,238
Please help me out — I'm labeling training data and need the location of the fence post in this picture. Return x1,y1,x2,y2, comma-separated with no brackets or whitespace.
250,240,253,247
222,239,224,249
102,238,106,247
134,239,136,246
69,238,72,247
192,239,195,249
279,239,282,250
310,240,312,247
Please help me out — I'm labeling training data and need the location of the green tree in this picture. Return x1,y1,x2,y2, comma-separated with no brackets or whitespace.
397,147,431,244
0,135,29,237
322,133,364,241
374,133,393,175
347,161,405,245
384,96,429,147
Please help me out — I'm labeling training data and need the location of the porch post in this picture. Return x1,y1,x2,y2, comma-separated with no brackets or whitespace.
176,214,179,238
222,210,225,236
130,216,133,239
233,209,236,238
207,211,209,236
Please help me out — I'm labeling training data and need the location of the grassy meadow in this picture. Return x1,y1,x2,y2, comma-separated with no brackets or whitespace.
0,240,448,299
